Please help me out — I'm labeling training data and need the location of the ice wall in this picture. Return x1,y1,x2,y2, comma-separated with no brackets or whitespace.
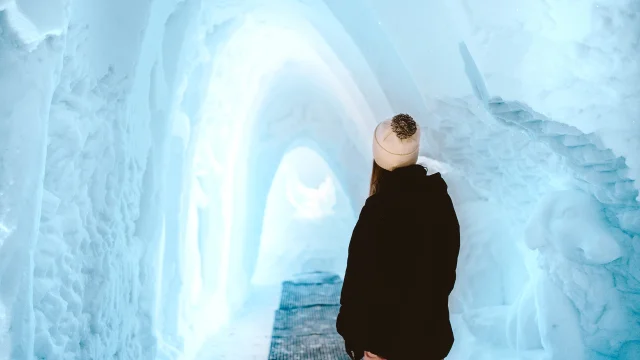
1,0,207,358
0,0,638,359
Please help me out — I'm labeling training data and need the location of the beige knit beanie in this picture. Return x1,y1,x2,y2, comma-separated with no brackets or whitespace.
372,114,421,171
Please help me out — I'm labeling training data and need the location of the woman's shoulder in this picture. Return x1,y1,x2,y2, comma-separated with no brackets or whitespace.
360,195,380,214
356,194,388,223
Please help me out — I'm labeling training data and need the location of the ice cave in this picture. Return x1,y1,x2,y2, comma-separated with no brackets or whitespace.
0,0,639,359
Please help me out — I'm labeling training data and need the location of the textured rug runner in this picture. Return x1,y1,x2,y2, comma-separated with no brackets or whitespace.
268,272,350,360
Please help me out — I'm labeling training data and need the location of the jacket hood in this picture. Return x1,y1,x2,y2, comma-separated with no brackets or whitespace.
377,164,448,195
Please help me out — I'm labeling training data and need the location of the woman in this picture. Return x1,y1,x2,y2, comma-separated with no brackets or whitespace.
336,114,460,360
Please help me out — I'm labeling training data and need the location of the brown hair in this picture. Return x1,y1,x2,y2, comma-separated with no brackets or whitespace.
369,160,390,196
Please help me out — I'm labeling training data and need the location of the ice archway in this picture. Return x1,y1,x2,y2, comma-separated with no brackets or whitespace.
252,145,356,285
1,0,639,359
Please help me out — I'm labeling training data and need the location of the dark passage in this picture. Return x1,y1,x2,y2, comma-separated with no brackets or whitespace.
268,272,350,360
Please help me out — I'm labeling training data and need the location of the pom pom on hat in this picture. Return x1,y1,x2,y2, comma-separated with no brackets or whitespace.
373,114,421,171
390,114,418,139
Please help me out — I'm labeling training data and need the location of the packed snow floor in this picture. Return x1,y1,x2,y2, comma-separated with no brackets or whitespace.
195,286,280,360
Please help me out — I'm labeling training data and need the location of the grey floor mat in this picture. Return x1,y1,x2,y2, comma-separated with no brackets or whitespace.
268,272,347,360
279,282,342,309
268,334,351,360
272,305,340,337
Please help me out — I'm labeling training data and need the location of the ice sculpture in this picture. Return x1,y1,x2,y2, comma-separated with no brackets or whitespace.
460,42,640,360
513,190,625,359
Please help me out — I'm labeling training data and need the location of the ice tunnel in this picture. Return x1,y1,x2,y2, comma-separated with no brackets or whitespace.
0,0,639,359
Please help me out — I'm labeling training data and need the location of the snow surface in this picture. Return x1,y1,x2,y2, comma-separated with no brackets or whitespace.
195,285,280,360
0,0,638,359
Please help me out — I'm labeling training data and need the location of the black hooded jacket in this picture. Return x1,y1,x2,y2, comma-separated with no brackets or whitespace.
336,165,460,360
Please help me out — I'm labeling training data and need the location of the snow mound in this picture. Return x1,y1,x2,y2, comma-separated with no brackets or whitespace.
1,0,68,46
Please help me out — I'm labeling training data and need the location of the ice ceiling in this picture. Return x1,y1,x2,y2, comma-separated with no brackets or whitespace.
1,0,639,359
